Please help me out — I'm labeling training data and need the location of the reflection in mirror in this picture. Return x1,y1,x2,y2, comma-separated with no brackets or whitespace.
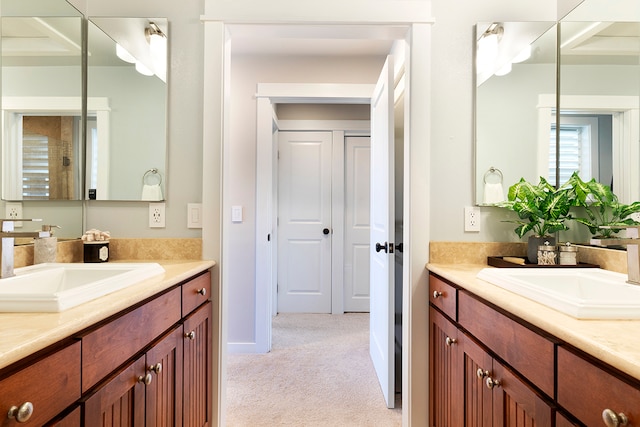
1,1,83,201
475,22,557,205
558,0,640,204
87,18,167,201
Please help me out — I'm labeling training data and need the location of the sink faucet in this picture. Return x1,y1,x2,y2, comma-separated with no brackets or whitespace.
591,225,640,286
0,219,50,279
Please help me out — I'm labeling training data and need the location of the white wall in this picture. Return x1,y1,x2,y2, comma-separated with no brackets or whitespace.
430,0,560,242
81,0,204,238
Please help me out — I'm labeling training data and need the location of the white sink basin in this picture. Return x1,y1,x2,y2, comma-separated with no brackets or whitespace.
0,262,165,312
476,267,640,319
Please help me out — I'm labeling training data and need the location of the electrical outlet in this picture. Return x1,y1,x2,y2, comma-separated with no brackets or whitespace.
149,203,166,228
5,202,23,228
464,206,481,232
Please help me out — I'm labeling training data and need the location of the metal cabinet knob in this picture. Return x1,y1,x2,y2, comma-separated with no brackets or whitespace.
149,362,163,374
185,331,196,340
433,291,443,299
485,377,501,389
445,336,457,346
476,368,489,379
197,288,207,296
138,373,153,385
602,409,629,427
7,402,34,423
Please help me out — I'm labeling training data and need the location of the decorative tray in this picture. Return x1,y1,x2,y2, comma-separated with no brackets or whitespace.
487,256,600,269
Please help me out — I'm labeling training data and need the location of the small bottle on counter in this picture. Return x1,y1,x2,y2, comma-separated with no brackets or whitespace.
537,241,557,265
558,242,578,265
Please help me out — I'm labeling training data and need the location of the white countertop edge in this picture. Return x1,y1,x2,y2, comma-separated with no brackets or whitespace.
427,263,640,382
0,260,215,371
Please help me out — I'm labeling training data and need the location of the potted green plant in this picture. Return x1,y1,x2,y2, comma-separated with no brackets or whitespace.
564,172,640,239
498,177,574,263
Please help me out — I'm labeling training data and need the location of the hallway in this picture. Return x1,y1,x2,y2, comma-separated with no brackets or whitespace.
225,313,402,426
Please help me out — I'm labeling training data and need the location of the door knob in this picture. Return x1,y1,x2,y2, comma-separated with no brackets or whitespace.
396,243,404,253
375,242,388,253
323,228,330,235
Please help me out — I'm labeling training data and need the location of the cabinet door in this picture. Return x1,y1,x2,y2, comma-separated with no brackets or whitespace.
429,307,462,427
146,325,184,426
183,301,213,427
83,355,146,426
460,333,493,427
491,361,552,427
47,407,80,427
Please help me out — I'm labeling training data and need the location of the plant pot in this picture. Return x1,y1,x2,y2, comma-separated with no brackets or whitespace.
527,235,556,264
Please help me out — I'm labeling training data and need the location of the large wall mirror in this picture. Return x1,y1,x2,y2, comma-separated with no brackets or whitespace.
87,17,167,201
1,0,83,201
475,0,640,206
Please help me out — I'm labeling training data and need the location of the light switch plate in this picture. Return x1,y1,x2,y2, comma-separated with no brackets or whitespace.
231,205,243,223
187,203,202,229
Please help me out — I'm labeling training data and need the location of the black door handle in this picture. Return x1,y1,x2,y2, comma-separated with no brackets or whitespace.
396,243,403,253
375,242,388,253
323,228,330,235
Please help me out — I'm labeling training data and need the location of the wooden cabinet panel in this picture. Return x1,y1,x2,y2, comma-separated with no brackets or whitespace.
182,271,212,316
558,346,640,427
429,307,462,427
83,355,146,427
81,287,181,392
184,301,213,427
0,341,80,427
145,325,184,426
48,406,80,427
460,334,493,427
556,412,580,427
492,361,552,426
458,291,554,397
429,274,457,320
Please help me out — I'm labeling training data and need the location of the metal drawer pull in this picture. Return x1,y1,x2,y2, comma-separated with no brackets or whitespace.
476,368,489,379
149,362,163,374
138,373,153,385
7,402,33,423
445,336,457,346
197,288,207,296
602,409,629,427
485,377,501,389
433,291,443,299
185,331,196,340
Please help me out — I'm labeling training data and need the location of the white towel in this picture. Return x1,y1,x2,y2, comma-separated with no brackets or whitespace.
483,182,504,204
141,184,163,201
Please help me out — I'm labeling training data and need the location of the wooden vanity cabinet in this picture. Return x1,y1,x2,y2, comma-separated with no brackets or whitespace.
429,273,553,426
558,345,640,426
0,341,81,426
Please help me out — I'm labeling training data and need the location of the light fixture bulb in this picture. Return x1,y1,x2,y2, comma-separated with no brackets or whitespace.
494,62,512,76
116,44,136,64
135,60,154,76
512,45,532,63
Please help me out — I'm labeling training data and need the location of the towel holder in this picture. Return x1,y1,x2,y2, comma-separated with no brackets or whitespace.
143,168,162,186
483,166,503,184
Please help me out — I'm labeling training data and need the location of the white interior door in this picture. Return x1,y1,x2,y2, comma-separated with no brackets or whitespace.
344,136,371,312
277,131,332,313
369,56,395,408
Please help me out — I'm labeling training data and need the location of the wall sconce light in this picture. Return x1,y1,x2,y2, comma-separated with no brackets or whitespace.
477,23,503,75
146,22,167,82
116,44,136,64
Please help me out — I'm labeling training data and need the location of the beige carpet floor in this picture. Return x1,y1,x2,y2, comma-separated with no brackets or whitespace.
225,313,402,426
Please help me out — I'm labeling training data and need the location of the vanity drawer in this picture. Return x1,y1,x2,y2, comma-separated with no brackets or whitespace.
81,286,181,392
458,291,554,397
429,274,457,320
0,341,80,426
182,271,211,316
558,346,640,427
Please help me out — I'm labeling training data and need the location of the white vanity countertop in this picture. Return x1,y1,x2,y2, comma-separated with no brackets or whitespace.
0,260,215,371
427,263,640,382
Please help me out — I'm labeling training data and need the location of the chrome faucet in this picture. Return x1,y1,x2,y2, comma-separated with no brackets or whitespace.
591,225,640,285
0,219,50,279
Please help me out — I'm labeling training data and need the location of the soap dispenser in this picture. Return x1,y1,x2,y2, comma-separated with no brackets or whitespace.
34,225,60,264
